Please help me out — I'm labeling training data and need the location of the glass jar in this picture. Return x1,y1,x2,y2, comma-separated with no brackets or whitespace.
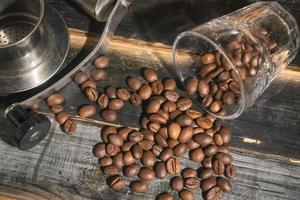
172,1,299,119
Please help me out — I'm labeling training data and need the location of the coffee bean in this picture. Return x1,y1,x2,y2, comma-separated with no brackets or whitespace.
149,113,167,124
200,64,217,78
130,180,148,193
164,90,180,102
108,134,124,147
202,157,213,168
159,147,173,161
205,128,215,138
207,67,224,79
143,68,158,82
78,104,96,118
174,143,188,157
200,168,214,180
184,177,200,189
204,144,218,157
123,151,135,166
94,56,109,69
138,167,156,181
222,91,235,105
124,163,141,177
212,159,225,175
138,84,152,100
193,133,213,147
166,157,180,175
198,80,210,97
195,116,213,129
213,89,223,101
167,138,179,148
228,81,240,94
176,114,193,127
142,151,156,167
118,127,132,140
206,186,224,200
219,81,228,92
202,95,213,107
150,95,167,104
213,134,224,146
218,145,230,154
99,156,113,167
90,69,107,81
73,71,88,85
63,118,77,134
50,105,63,114
47,93,64,107
163,78,176,91
127,76,142,91
103,165,119,176
139,139,153,151
225,164,237,179
130,93,142,106
152,144,164,156
219,126,231,144
107,175,125,191
93,143,107,158
97,93,109,108
142,130,154,141
116,88,131,101
177,98,192,111
131,144,143,160
84,87,98,102
121,141,135,152
159,127,168,138
193,127,205,134
161,101,176,113
170,176,183,191
185,109,202,119
101,109,117,122
186,139,200,150
181,168,197,178
148,121,161,133
155,133,168,148
209,82,219,96
168,122,181,140
201,53,215,64
178,189,194,200
169,110,182,120
106,143,120,156
153,161,167,179
214,152,233,165
190,148,205,163
201,177,217,192
146,99,161,114
186,78,198,95
158,109,169,121
209,100,222,113
217,177,233,193
108,99,124,110
81,80,96,89
250,54,260,67
101,126,117,143
178,127,193,144
112,152,124,168
55,111,69,125
217,71,231,82
105,86,117,99
156,192,175,200
151,80,164,95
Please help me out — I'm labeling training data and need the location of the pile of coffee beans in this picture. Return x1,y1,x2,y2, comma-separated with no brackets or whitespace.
93,68,237,200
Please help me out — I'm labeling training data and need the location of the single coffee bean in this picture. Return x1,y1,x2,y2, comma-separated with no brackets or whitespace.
132,144,144,160
209,100,222,113
201,53,215,64
204,144,218,157
214,152,233,165
99,156,113,167
198,80,210,97
78,104,96,118
178,189,194,200
101,109,117,122
146,99,161,114
138,84,152,100
205,128,215,138
148,122,161,133
222,91,235,105
149,113,167,124
195,116,213,129
206,67,224,79
181,168,197,178
142,151,156,167
124,163,141,178
156,192,175,200
159,147,173,161
218,126,232,144
130,180,148,193
202,157,213,168
213,134,224,146
51,105,63,114
210,82,219,96
174,143,188,157
200,168,214,180
106,143,120,156
139,139,153,151
162,101,177,113
159,127,168,138
152,144,164,156
166,157,180,175
105,86,117,99
206,186,224,200
47,93,64,107
63,118,77,134
85,87,99,102
103,164,119,176
81,80,96,89
93,143,107,158
150,95,167,104
164,90,180,102
130,93,142,106
200,64,217,78
186,78,198,95
217,71,231,82
219,81,228,92
163,78,176,91
167,138,179,148
176,114,193,127
217,177,233,193
108,99,124,110
178,127,193,144
101,126,117,143
127,76,142,91
225,164,237,179
201,177,217,192
108,134,124,147
55,111,69,125
170,176,184,191
94,56,109,69
228,81,241,94
190,148,205,163
202,95,213,108
193,133,213,147
193,127,205,134
143,68,158,82
90,69,107,81
185,109,202,119
177,98,192,111
112,152,124,168
169,110,182,120
186,139,200,150
97,93,109,108
158,109,169,121
121,141,135,152
118,127,132,140
142,129,154,141
212,159,225,175
151,80,164,95
107,175,126,191
168,122,181,140
116,88,131,101
123,151,135,166
138,167,156,181
184,177,200,189
73,71,88,85
218,145,230,154
155,133,168,148
154,161,167,179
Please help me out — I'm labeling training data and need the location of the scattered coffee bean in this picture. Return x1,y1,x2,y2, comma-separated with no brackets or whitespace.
108,99,124,110
178,189,194,200
160,147,174,162
103,165,119,176
138,167,156,181
101,126,117,143
176,114,193,127
190,148,205,163
178,127,193,144
217,177,233,193
200,168,214,180
164,90,180,102
73,71,88,85
152,144,164,156
193,133,213,147
101,109,117,122
143,68,158,82
108,134,124,147
127,76,142,91
163,78,176,91
167,138,179,148
149,113,167,124
198,80,210,97
168,122,181,140
184,177,200,189
106,86,117,99
81,80,96,89
154,161,167,179
106,143,120,156
98,93,109,108
123,151,135,166
51,105,63,114
116,88,131,101
202,157,213,168
201,53,215,65
138,84,152,100
214,152,233,165
218,126,232,144
218,145,230,154
141,151,156,167
166,157,180,175
177,98,192,111
99,156,113,167
186,139,201,150
156,192,175,200
174,143,188,157
147,99,161,113
195,116,213,129
94,56,109,69
122,141,135,152
90,69,107,81
203,144,218,157
212,159,225,175
142,129,154,141
107,175,125,191
163,101,177,113
213,134,224,146
63,118,77,134
181,168,197,178
170,176,184,191
130,180,148,193
93,143,107,158
130,93,142,106
47,93,64,107
206,186,224,200
124,163,141,178
55,111,69,125
118,127,132,140
155,133,168,148
186,78,198,95
148,122,161,133
201,177,217,192
185,109,202,119
78,104,96,118
138,139,153,151
225,164,237,179
112,152,124,168
151,80,164,95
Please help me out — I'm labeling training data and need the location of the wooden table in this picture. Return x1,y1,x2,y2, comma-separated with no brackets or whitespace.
0,0,300,199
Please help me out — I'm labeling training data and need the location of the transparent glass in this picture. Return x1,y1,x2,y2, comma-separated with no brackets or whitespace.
172,1,299,119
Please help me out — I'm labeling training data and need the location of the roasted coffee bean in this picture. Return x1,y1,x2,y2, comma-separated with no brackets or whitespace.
159,126,169,137
167,138,179,148
200,64,217,78
219,81,228,91
193,133,213,147
112,152,124,168
177,98,192,111
151,80,164,95
123,151,135,166
156,192,175,200
108,134,124,147
200,168,214,180
130,93,142,106
121,141,135,152
201,177,217,192
213,134,224,146
222,91,235,105
185,109,202,119
170,176,183,191
190,148,205,163
148,122,160,133
214,89,223,100
169,110,182,120
106,143,120,156
176,114,193,127
130,180,148,193
138,167,156,181
184,177,200,189
207,67,224,79
166,157,180,175
181,168,197,178
168,122,181,140
138,84,152,100
205,128,215,138
78,104,96,118
99,156,113,167
193,127,205,134
195,116,213,129
73,71,88,85
85,87,99,102
154,161,167,179
63,118,77,134
103,165,119,176
214,152,233,165
229,81,240,94
178,189,194,200
47,93,64,107
174,144,188,157
127,76,142,91
90,69,107,81
233,55,243,67
202,95,213,107
55,111,69,125
81,80,96,89
105,86,117,99
155,133,168,148
116,88,131,101
198,80,210,97
139,139,153,151
159,147,173,161
152,144,164,156
94,56,109,69
225,164,237,179
186,139,200,150
101,126,117,143
118,127,132,140
178,127,193,144
141,151,156,167
107,175,126,191
97,93,109,108
212,159,225,175
217,177,233,193
51,105,63,114
210,100,222,113
206,186,224,200
162,101,177,113
149,113,167,124
204,144,218,157
132,144,144,160
150,95,167,104
163,78,176,91
101,109,117,122
164,90,180,102
124,163,141,177
108,99,124,110
217,71,231,82
202,157,213,168
201,53,215,64
143,68,158,82
218,126,232,144
210,82,219,96
142,130,154,141
93,143,107,158
218,145,230,154
146,99,161,114
186,78,198,95
158,109,169,121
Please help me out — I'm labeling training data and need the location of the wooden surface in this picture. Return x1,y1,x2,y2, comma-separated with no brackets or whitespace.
0,0,300,199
